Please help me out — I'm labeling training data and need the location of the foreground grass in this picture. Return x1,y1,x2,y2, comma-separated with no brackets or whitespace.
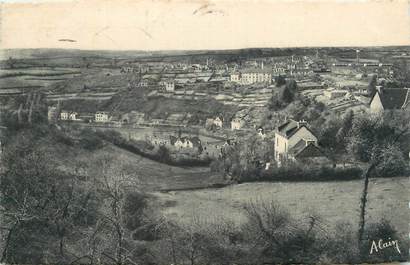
154,177,409,236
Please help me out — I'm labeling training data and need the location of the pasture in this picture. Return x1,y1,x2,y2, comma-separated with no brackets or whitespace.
154,177,409,237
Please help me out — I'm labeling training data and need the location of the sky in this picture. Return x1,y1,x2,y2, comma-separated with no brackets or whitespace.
1,0,409,51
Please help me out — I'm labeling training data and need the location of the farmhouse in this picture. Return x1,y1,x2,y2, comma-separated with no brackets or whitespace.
60,110,79,121
95,111,110,123
213,116,223,127
165,81,175,92
369,87,410,113
257,127,266,139
170,136,202,149
231,118,244,130
60,110,70,121
274,119,320,163
47,106,58,122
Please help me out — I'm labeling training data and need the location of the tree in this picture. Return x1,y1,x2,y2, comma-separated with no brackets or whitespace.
367,75,377,96
275,75,286,87
0,132,99,264
346,111,410,244
90,156,150,265
393,59,410,84
335,110,354,148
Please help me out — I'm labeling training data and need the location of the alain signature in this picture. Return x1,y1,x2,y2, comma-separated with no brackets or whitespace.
370,238,401,254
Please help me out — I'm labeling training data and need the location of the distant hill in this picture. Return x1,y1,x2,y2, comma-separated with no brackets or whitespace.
2,46,410,61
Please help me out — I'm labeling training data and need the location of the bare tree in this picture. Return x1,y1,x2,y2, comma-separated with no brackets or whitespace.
91,155,144,265
347,111,410,244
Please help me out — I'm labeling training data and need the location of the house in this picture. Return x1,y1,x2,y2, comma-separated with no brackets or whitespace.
274,119,318,162
369,87,410,113
95,111,110,123
47,106,58,122
205,116,223,129
257,127,266,139
288,139,329,164
230,73,241,82
231,118,244,130
230,68,272,85
323,88,348,99
213,117,223,127
61,110,79,121
60,110,70,120
165,81,175,92
69,112,79,121
170,136,193,148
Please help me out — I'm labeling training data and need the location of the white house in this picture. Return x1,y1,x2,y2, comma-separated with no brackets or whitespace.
257,127,266,139
230,68,272,85
231,118,244,130
213,117,223,128
165,81,175,92
95,111,110,123
60,110,69,120
369,87,410,113
274,119,318,162
69,112,79,121
47,106,58,121
174,138,193,148
230,73,240,83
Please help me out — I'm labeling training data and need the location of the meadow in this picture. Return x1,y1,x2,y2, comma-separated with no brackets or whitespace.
70,141,408,241
154,177,409,238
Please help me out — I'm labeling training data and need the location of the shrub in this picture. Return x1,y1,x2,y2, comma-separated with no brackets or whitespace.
241,163,363,183
79,128,103,150
242,200,328,264
360,219,409,263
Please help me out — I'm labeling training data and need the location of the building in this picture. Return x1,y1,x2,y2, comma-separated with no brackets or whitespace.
165,81,175,92
274,119,318,162
213,117,223,127
47,106,58,122
60,110,69,120
369,87,410,113
69,112,79,121
61,110,79,121
323,88,348,99
95,111,110,123
170,136,202,149
230,73,241,83
257,127,266,139
231,118,244,130
230,68,272,85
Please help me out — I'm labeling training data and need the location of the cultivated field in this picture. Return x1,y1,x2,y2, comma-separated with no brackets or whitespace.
154,177,409,236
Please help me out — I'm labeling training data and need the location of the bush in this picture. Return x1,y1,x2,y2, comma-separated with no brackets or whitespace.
51,128,75,146
238,163,363,183
242,200,328,264
360,219,409,263
79,128,103,150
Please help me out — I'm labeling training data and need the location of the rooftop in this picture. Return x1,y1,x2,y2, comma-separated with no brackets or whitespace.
375,88,410,110
276,119,311,138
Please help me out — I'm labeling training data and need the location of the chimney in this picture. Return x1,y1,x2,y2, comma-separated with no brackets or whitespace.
261,61,264,70
297,119,308,128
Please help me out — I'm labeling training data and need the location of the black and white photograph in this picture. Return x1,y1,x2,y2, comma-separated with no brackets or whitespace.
0,0,409,264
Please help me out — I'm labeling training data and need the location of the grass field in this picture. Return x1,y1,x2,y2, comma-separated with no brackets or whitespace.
72,144,225,191
67,142,408,238
154,177,409,237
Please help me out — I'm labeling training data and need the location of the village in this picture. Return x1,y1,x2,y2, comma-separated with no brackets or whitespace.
1,47,409,265
37,48,409,169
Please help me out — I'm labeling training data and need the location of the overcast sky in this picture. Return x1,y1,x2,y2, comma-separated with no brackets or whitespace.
1,0,409,51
